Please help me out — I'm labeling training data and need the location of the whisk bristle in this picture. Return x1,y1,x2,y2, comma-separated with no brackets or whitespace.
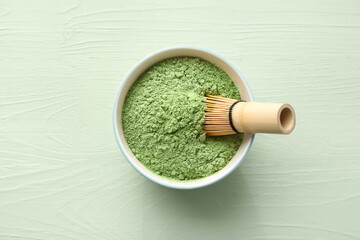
204,95,239,136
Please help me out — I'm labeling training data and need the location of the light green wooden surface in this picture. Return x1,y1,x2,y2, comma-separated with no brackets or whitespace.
1,0,360,239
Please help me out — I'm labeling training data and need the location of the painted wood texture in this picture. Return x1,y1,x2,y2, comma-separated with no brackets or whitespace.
1,0,359,239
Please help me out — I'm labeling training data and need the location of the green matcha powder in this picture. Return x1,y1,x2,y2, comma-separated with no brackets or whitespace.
122,57,242,181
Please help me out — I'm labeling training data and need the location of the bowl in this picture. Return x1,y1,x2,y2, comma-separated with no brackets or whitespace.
113,46,255,189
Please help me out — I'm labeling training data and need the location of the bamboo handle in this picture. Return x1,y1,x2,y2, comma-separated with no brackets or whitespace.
232,102,296,134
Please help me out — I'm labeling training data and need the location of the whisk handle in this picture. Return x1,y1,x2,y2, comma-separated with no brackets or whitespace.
232,102,295,134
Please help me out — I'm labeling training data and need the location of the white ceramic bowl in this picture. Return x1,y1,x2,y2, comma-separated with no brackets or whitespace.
113,46,255,189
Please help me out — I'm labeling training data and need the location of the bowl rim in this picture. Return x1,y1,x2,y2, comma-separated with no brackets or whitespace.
113,46,255,189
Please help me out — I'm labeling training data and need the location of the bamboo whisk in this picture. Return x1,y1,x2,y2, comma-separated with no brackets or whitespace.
204,95,296,136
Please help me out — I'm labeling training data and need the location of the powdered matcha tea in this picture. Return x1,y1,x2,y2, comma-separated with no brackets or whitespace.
122,57,242,181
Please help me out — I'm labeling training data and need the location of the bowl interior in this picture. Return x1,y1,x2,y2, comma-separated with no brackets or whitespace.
113,46,254,189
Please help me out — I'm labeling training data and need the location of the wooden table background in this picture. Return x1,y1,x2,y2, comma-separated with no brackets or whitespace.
1,0,359,239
